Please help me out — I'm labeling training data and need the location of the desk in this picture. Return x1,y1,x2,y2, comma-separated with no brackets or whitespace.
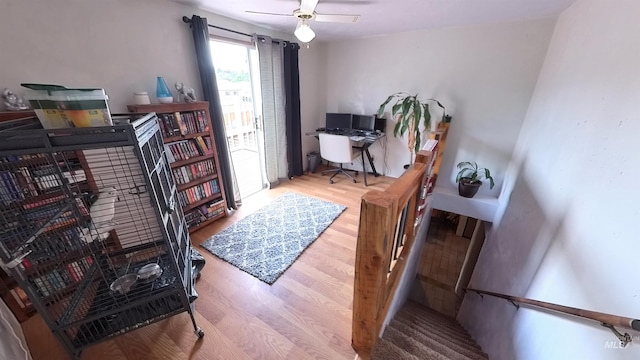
305,131,385,186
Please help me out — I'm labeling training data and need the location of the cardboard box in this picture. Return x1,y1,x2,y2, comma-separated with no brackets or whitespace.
22,83,113,129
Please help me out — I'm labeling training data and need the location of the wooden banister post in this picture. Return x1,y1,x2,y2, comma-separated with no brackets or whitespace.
352,190,395,356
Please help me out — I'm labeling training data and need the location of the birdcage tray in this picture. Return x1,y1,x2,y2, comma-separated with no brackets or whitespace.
59,249,182,327
70,292,185,349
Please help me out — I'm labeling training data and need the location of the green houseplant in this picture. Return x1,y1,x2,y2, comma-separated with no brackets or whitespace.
377,92,445,165
455,161,495,198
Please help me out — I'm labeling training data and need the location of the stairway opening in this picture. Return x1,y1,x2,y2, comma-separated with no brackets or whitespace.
371,300,489,359
410,210,484,318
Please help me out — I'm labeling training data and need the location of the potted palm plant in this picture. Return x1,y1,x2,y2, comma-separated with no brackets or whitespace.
455,161,495,198
377,92,446,165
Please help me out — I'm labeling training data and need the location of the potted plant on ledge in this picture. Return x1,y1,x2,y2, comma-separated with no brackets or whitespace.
455,161,495,198
377,92,446,166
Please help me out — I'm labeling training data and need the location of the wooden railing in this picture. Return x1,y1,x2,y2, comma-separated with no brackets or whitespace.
466,288,640,347
352,150,434,357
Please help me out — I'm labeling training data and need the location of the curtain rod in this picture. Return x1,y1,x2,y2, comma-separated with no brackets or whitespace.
182,16,286,45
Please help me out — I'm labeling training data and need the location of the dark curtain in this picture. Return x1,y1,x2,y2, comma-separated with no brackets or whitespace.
188,15,237,209
283,42,303,178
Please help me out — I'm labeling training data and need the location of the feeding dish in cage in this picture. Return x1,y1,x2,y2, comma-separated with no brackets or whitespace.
110,274,138,295
137,263,162,283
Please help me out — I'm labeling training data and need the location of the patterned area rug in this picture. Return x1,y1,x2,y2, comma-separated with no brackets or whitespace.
200,192,346,284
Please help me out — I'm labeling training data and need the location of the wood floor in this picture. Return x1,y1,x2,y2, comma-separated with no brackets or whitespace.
21,169,395,360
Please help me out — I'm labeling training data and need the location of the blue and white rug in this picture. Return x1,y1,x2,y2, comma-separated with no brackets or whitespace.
201,192,346,284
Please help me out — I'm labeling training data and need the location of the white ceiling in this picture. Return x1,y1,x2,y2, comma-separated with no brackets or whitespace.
175,0,576,41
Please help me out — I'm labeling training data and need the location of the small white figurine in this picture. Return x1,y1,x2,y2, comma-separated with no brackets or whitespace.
2,88,30,111
175,82,197,103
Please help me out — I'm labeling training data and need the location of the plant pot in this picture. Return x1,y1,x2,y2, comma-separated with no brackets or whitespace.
458,178,482,198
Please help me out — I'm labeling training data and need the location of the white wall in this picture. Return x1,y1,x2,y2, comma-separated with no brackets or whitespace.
458,1,640,359
324,19,555,193
299,42,328,167
0,0,322,172
0,0,296,111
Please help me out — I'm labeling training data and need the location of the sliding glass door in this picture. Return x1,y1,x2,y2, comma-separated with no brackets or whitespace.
210,39,266,198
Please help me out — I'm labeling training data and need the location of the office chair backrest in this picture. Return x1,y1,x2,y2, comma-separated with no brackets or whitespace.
319,133,354,163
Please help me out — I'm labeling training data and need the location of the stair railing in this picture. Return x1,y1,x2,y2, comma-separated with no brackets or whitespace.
352,150,434,357
466,288,640,347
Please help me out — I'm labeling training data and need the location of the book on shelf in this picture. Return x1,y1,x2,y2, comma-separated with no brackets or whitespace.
25,227,85,267
174,112,188,135
164,144,175,163
0,170,23,203
177,179,219,207
0,153,45,164
172,159,215,185
9,287,31,309
31,255,93,298
165,138,212,162
194,136,212,155
157,110,211,138
184,200,226,228
196,110,209,132
0,155,86,205
15,167,39,197
25,198,88,229
22,193,67,210
158,113,179,137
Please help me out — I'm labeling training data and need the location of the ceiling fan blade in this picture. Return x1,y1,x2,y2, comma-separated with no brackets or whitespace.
314,13,360,23
318,0,374,3
300,0,320,14
245,10,292,17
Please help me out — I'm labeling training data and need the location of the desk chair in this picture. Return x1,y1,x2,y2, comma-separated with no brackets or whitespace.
319,133,359,184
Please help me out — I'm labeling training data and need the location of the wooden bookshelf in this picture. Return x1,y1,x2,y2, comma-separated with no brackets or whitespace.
0,112,39,322
127,102,228,232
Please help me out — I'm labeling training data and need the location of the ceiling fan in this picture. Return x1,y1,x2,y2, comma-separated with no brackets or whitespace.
246,0,361,43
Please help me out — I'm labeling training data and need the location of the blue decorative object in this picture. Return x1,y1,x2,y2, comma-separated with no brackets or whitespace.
156,76,173,103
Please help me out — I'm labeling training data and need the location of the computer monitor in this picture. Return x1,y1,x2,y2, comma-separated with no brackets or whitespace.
352,114,375,132
325,113,352,130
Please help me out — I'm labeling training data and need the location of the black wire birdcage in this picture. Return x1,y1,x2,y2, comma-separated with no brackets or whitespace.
0,113,203,359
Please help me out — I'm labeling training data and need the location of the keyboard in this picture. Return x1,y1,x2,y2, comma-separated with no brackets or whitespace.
350,136,366,142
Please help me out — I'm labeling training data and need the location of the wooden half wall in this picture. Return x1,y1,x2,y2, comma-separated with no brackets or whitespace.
352,150,435,357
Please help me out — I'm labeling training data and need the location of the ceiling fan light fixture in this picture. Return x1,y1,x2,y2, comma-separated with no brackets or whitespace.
294,19,316,43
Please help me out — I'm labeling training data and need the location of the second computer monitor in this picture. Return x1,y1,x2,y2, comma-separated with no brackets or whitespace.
352,114,375,132
325,113,352,130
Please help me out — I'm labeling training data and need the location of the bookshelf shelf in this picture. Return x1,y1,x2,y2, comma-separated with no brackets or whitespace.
183,194,223,212
22,240,110,278
0,152,77,169
170,154,214,169
176,173,218,192
188,211,226,233
164,132,210,142
127,102,228,233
